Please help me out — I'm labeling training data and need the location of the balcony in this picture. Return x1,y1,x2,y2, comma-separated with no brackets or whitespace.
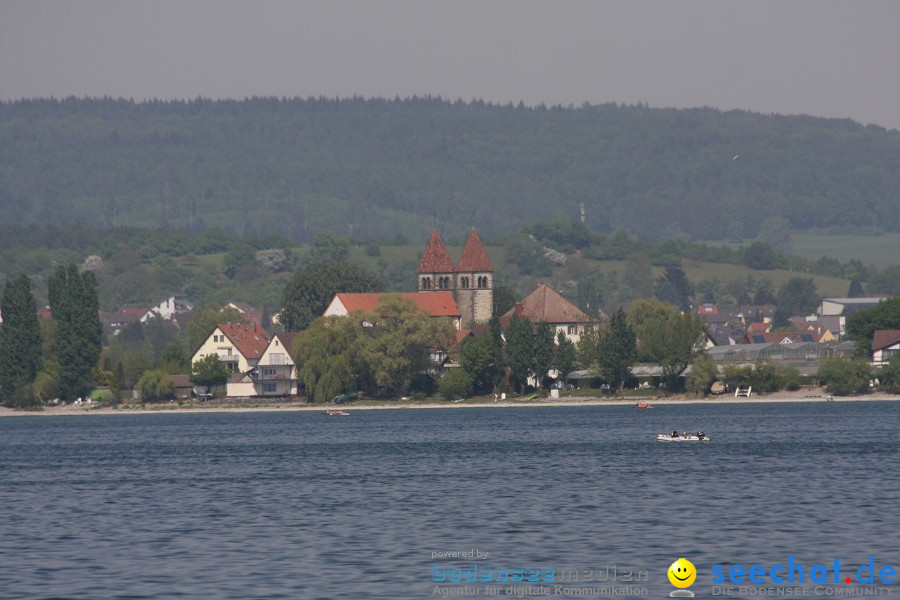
257,366,293,380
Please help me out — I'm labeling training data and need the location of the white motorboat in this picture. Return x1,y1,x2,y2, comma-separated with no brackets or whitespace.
656,433,709,442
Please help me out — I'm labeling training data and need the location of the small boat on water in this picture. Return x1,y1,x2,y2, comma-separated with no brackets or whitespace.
325,409,350,416
656,432,709,442
635,402,654,409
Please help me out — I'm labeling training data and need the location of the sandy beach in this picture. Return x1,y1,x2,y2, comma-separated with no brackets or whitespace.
2,389,897,418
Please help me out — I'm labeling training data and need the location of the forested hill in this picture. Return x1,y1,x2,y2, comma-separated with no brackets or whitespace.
2,96,899,243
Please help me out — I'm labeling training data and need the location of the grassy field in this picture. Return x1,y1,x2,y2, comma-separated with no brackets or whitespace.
354,245,852,298
789,233,900,268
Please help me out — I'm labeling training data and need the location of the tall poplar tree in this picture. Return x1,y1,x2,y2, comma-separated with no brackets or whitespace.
597,308,637,393
48,265,103,401
0,275,43,406
554,331,576,386
533,321,555,390
505,315,534,392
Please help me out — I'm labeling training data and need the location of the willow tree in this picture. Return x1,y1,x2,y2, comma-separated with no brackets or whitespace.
356,294,455,396
292,294,455,401
293,315,362,403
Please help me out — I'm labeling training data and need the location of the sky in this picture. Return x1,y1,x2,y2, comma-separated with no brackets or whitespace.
2,0,899,131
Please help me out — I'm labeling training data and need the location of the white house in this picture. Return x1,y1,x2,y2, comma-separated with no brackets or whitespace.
500,284,596,344
191,322,272,375
253,332,300,396
872,330,900,367
141,294,194,322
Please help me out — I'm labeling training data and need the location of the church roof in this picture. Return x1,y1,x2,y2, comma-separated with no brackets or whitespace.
456,228,493,272
417,231,456,274
501,284,592,325
331,292,460,318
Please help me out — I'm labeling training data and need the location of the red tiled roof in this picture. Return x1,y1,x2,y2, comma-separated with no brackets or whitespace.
748,322,771,333
454,329,473,346
748,331,812,344
217,322,272,360
872,330,900,352
501,284,591,324
417,231,455,274
790,319,829,337
456,228,493,272
333,292,460,318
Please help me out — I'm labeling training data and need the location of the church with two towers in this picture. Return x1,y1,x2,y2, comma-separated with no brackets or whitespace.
417,228,493,329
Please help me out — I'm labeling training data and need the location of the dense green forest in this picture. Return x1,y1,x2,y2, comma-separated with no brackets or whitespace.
2,96,899,243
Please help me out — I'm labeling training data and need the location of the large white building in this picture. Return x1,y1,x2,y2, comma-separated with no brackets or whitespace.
191,322,272,375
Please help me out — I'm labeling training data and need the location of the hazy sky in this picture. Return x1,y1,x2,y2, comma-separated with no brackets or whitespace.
2,0,899,130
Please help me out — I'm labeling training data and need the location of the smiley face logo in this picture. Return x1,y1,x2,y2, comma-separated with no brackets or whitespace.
668,558,696,588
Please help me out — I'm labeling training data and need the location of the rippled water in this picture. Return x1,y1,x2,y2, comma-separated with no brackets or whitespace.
1,402,898,599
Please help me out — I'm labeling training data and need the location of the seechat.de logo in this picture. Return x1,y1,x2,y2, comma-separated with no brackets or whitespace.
711,555,896,585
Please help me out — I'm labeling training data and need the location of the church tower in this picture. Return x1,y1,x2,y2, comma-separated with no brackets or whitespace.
455,227,493,328
417,230,455,293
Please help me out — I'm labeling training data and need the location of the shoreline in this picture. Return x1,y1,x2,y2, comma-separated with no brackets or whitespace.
2,392,898,418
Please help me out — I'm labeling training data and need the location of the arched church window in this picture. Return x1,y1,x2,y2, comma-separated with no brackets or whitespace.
422,277,432,290
460,276,470,289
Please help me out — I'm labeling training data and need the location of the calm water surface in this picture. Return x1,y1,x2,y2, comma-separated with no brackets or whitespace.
1,402,898,599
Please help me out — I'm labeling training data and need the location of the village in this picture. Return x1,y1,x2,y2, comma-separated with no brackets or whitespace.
23,227,892,408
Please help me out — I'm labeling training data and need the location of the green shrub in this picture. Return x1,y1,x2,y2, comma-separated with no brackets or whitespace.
438,369,473,401
817,359,871,396
136,369,176,402
778,366,804,391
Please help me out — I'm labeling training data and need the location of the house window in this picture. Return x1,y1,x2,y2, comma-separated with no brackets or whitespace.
885,349,897,360
262,367,277,377
270,353,285,365
262,382,277,393
567,325,577,335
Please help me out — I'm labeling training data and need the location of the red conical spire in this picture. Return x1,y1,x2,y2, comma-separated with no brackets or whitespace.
456,228,493,272
417,231,455,273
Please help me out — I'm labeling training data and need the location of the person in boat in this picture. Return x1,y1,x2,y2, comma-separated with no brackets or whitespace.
697,431,705,440
671,430,679,438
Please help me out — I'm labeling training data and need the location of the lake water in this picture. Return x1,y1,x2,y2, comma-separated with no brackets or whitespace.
1,402,898,599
